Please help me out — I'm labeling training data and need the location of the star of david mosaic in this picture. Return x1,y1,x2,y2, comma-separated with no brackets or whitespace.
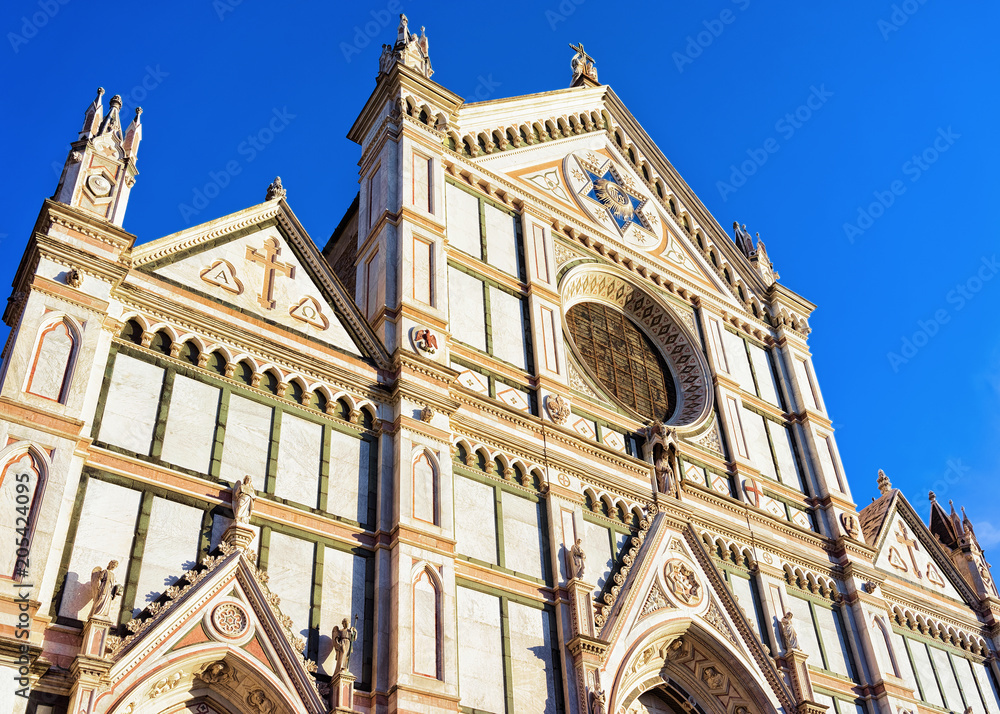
564,152,660,249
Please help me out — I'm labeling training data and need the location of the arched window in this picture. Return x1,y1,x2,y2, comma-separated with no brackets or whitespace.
0,449,44,579
412,568,442,679
413,451,438,525
26,318,77,403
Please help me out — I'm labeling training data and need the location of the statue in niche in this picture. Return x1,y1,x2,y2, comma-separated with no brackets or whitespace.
780,611,800,652
570,538,587,579
232,475,256,526
644,420,679,498
332,616,358,675
89,560,123,619
590,687,607,714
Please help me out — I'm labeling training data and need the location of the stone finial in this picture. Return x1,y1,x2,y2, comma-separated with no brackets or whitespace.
266,176,286,201
929,490,937,502
97,94,123,137
877,469,892,495
81,87,105,138
124,107,142,160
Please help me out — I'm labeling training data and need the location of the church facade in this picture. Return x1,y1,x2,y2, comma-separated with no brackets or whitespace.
1,17,998,714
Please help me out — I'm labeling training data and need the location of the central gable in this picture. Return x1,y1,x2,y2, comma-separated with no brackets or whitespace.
132,203,382,362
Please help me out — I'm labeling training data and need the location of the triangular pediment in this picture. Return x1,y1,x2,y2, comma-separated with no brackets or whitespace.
594,503,795,714
131,199,387,366
98,545,327,714
864,491,978,605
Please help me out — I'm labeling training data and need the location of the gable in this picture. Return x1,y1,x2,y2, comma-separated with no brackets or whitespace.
482,136,734,300
132,205,376,361
872,508,970,604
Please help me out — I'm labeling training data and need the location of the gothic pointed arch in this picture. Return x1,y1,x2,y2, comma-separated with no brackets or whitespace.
0,442,49,578
24,313,81,402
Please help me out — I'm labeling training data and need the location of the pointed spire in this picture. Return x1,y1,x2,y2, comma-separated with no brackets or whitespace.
962,507,976,536
378,14,433,79
81,87,105,139
949,499,963,533
97,94,123,138
123,107,142,160
877,469,892,495
265,176,286,201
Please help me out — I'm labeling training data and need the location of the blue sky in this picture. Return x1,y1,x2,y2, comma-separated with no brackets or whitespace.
3,1,998,544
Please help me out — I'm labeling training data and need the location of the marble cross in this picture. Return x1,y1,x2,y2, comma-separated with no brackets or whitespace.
246,237,295,310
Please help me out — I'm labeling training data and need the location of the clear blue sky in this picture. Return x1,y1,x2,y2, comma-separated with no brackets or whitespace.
3,2,998,545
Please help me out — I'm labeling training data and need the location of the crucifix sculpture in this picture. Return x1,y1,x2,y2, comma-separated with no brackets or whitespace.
246,237,294,309
895,521,922,579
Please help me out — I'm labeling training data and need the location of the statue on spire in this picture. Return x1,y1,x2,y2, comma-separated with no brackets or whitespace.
378,15,433,79
732,222,777,285
569,42,599,87
876,469,892,495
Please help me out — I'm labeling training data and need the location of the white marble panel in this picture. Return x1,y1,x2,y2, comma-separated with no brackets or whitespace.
446,183,482,258
581,521,612,600
484,204,518,277
319,546,367,677
98,354,164,455
726,575,756,630
814,605,850,676
274,413,323,507
27,322,74,400
60,480,142,620
931,646,964,712
455,477,497,564
742,410,778,481
457,587,504,713
133,498,202,615
785,596,822,663
161,376,219,473
412,235,433,305
508,602,557,714
957,657,988,714
220,395,273,491
768,422,804,491
909,639,944,707
975,661,1000,714
412,153,430,211
721,329,755,394
748,343,780,405
816,432,845,492
266,532,315,647
448,267,486,352
501,492,544,579
489,287,527,369
794,357,818,410
889,631,919,695
327,429,369,524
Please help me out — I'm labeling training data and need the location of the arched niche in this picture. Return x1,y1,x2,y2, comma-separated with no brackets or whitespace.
25,315,80,403
0,444,47,578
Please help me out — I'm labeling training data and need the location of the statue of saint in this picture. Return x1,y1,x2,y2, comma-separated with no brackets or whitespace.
332,616,358,675
591,687,607,714
89,560,122,618
654,448,675,495
570,538,586,579
780,611,799,652
232,475,256,525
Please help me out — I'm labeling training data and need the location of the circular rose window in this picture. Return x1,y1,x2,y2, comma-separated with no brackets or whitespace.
566,302,676,421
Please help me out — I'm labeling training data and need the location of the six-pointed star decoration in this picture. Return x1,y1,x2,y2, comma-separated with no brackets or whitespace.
582,164,651,234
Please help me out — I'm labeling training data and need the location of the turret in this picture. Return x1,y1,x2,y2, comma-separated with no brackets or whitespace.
53,87,142,227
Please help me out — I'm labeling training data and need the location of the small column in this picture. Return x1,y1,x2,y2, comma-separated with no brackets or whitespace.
567,571,605,714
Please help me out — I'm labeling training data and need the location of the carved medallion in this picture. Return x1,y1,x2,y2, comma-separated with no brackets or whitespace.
212,602,249,637
663,558,703,607
87,174,113,197
289,296,329,330
200,259,244,295
840,512,861,540
411,327,439,356
545,394,571,424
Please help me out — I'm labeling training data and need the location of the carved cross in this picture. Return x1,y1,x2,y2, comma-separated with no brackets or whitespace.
895,521,922,579
246,237,294,309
